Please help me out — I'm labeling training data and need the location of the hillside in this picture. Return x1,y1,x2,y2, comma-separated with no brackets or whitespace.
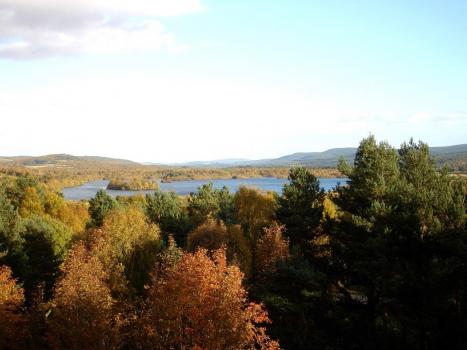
0,154,138,167
1,144,466,171
173,144,467,170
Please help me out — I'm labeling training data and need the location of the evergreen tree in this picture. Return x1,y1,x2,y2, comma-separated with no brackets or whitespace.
277,166,325,248
88,190,117,227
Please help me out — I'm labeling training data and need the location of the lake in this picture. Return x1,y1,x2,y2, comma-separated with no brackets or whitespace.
62,178,347,201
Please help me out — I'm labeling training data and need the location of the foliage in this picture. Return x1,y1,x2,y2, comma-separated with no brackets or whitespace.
187,219,253,276
0,185,27,280
107,177,158,191
88,189,117,227
256,223,289,276
187,218,229,252
252,253,328,350
234,186,276,241
276,166,325,247
19,186,43,217
135,248,280,349
187,183,235,225
0,265,26,349
145,191,190,244
46,242,118,350
0,136,465,349
99,206,162,295
328,136,467,348
20,215,74,298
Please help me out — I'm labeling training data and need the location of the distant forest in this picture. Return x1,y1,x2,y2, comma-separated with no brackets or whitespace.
1,136,466,349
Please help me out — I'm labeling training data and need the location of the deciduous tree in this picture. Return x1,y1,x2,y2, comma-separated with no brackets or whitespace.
47,242,118,350
137,248,280,349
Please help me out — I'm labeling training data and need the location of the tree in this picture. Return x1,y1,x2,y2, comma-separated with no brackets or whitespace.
145,191,190,245
187,218,229,252
0,265,26,349
44,190,89,233
88,190,116,227
255,223,289,276
276,167,325,248
136,248,280,349
187,219,253,276
19,186,43,217
226,224,253,277
47,242,118,350
234,186,276,242
328,136,467,348
252,253,328,350
188,183,235,226
21,215,73,299
0,185,27,282
99,206,162,295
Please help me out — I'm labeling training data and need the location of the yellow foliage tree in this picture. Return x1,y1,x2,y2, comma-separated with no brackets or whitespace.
19,186,43,217
234,187,276,242
99,206,162,295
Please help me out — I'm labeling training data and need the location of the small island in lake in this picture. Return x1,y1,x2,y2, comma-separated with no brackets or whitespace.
107,177,159,191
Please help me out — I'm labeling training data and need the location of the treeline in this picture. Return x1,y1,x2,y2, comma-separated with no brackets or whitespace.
0,161,342,192
1,136,466,349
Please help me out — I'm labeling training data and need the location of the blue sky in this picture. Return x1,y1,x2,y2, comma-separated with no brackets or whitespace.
0,0,466,162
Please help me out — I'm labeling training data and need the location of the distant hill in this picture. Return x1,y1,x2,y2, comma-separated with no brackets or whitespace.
1,144,466,171
0,154,138,167
173,158,251,167
172,144,467,170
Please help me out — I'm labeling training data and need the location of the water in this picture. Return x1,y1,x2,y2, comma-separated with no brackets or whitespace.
62,178,347,201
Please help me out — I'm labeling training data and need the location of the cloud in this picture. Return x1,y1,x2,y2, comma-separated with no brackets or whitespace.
0,0,204,58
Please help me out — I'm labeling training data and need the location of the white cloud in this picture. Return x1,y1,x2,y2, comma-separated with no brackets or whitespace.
0,0,204,58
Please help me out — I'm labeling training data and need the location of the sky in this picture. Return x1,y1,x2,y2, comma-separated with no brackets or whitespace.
0,0,466,163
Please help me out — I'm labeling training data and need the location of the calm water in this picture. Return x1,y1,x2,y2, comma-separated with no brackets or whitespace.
62,178,347,200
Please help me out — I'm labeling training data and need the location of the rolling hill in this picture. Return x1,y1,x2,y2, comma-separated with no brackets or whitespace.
1,144,466,171
173,144,467,169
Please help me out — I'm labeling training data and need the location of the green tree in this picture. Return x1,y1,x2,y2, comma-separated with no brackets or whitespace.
188,183,235,226
146,191,190,245
276,167,325,248
88,190,117,227
21,215,73,299
0,185,27,281
328,136,467,348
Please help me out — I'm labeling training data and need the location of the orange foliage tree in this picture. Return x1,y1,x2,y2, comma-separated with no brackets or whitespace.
46,242,118,350
136,248,280,349
255,223,290,275
0,265,26,349
186,218,228,251
187,219,253,276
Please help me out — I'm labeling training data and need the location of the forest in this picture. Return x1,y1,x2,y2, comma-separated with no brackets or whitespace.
0,157,343,192
0,136,466,349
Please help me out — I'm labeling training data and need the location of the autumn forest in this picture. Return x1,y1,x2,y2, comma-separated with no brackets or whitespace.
0,136,466,349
